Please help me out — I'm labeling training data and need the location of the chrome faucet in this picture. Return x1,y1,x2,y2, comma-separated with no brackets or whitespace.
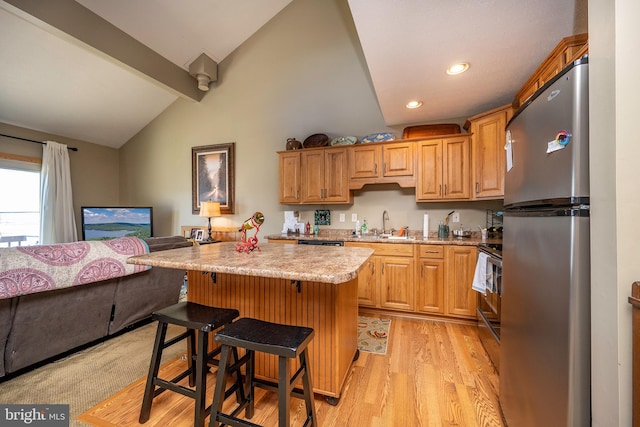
382,210,389,234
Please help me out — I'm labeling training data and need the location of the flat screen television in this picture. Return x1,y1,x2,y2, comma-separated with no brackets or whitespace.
81,206,153,241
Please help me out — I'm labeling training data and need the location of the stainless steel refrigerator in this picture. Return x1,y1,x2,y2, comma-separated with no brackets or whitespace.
501,57,590,427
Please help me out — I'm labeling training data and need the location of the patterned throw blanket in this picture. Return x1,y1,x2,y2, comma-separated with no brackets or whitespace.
0,237,150,299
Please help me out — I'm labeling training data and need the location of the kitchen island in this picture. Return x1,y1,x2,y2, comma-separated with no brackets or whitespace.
127,242,373,402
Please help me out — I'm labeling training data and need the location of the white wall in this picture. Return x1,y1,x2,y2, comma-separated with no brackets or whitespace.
590,0,640,424
118,0,501,238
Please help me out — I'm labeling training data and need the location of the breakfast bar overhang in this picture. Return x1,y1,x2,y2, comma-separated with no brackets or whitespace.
127,242,373,402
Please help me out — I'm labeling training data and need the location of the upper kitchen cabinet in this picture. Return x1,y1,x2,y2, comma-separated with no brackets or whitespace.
465,104,513,200
348,141,415,189
278,151,301,203
300,147,351,204
514,33,588,108
416,135,470,201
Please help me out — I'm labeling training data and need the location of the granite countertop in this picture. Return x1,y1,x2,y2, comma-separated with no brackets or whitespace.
127,241,373,284
266,232,502,247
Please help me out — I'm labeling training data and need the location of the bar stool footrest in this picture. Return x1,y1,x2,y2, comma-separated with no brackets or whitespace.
217,413,261,427
252,378,307,401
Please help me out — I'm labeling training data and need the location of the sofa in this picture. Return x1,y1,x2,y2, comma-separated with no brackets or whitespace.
0,235,192,378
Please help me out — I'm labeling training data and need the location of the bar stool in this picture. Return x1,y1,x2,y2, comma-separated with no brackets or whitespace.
209,317,318,427
139,302,243,427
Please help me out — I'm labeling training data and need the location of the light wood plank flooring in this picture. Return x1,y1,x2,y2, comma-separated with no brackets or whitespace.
79,315,505,426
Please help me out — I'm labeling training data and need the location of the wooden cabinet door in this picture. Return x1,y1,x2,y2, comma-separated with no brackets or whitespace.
357,256,378,307
538,55,564,87
278,152,301,203
442,136,470,200
383,142,414,177
417,245,445,314
300,150,325,203
323,148,349,203
349,145,380,179
416,258,445,314
416,139,443,200
379,256,414,311
471,110,507,199
445,245,477,318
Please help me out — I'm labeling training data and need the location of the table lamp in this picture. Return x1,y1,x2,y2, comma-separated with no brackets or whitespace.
199,201,221,241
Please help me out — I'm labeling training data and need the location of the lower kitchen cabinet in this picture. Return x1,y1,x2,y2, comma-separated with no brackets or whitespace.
416,245,445,314
357,255,377,306
346,242,415,312
379,255,414,311
444,245,478,318
330,241,478,320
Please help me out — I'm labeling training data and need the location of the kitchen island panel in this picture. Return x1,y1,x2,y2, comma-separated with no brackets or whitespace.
187,270,358,398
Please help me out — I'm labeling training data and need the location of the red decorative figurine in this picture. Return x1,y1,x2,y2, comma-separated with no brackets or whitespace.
236,212,264,253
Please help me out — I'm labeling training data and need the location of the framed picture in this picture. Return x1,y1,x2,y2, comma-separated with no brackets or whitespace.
192,142,235,214
195,229,205,242
190,228,200,239
314,209,331,225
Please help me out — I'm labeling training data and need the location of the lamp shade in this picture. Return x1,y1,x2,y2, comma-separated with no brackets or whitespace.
199,201,221,218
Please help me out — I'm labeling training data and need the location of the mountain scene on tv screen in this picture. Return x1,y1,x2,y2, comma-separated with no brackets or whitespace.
84,222,151,240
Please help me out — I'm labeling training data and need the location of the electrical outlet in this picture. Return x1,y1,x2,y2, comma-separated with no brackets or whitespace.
339,213,345,222
351,213,358,222
452,212,460,223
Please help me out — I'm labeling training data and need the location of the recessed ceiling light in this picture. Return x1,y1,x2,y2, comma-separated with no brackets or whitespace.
406,100,423,109
446,62,470,75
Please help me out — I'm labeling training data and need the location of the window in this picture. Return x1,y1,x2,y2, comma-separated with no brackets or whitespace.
0,159,41,246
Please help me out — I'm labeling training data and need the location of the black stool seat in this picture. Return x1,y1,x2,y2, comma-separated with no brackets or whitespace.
139,302,242,427
209,318,318,427
153,302,239,332
215,318,314,358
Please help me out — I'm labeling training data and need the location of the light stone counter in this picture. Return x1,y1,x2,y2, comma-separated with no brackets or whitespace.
127,241,373,284
266,233,502,247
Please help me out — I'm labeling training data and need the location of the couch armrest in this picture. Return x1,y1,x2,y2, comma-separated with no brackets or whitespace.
144,236,193,252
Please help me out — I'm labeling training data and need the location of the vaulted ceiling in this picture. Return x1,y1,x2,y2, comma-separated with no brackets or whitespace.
0,0,584,148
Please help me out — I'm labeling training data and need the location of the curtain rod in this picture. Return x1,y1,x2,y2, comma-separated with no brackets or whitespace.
0,133,78,152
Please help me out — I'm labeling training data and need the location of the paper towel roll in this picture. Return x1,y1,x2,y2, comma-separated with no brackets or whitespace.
423,214,429,238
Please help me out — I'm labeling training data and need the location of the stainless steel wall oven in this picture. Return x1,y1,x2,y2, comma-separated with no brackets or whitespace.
477,244,502,369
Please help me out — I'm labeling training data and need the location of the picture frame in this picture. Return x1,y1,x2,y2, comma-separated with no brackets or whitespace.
314,209,331,225
192,142,235,214
190,228,200,239
195,229,205,242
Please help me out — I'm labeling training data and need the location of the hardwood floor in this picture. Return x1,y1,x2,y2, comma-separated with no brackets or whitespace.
79,315,505,426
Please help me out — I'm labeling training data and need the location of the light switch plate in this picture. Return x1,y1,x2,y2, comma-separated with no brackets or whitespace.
351,213,357,222
339,213,345,222
452,212,460,222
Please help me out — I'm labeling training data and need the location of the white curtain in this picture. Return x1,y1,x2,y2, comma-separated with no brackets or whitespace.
40,141,78,244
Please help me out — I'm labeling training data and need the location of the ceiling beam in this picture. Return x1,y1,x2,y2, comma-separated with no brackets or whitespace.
3,0,203,102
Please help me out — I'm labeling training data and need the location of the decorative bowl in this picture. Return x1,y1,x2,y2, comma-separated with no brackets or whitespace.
361,132,395,143
303,133,329,148
330,136,357,146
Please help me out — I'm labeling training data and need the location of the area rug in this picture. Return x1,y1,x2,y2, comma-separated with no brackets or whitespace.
357,316,391,355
